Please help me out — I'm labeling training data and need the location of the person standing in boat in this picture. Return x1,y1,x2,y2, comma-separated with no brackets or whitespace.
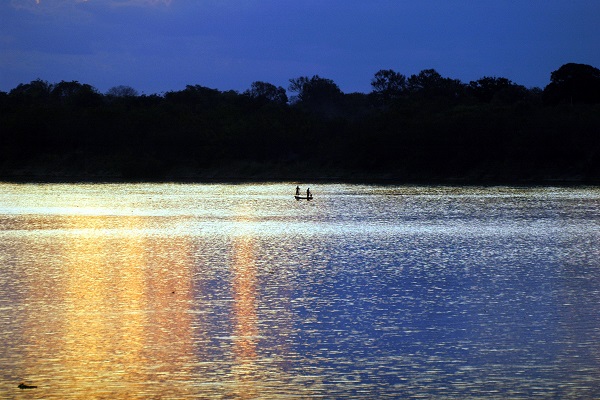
296,186,300,196
306,188,311,198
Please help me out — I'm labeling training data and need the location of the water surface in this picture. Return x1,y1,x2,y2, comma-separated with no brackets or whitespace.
1,183,599,398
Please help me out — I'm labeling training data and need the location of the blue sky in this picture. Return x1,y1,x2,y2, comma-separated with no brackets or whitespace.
1,0,599,95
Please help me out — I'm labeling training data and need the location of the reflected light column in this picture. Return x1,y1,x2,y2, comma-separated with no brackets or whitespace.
230,215,260,399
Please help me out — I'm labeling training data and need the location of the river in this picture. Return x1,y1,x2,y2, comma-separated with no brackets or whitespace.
1,183,599,399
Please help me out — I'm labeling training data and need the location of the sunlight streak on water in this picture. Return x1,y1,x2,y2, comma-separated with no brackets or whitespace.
1,183,599,398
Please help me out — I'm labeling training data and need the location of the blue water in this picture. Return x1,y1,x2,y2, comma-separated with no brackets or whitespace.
0,184,599,398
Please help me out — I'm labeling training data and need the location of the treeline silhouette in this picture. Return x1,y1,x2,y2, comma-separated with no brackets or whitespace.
1,62,599,183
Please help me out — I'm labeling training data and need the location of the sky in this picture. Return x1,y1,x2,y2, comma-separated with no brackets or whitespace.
1,0,599,95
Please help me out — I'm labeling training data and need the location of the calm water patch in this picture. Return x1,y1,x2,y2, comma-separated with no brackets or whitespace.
1,183,599,398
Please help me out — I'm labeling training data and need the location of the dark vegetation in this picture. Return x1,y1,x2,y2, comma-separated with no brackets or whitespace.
1,62,599,183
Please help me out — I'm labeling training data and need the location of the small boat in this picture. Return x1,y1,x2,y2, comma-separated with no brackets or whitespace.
295,195,313,200
18,383,37,389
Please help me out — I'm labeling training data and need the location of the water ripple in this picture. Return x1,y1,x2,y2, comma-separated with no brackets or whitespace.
1,184,599,398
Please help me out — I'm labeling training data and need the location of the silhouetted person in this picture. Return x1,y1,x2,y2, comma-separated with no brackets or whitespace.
307,188,311,198
296,186,300,196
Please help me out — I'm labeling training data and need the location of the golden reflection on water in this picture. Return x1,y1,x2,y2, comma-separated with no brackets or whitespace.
21,213,197,398
229,208,261,399
11,192,302,398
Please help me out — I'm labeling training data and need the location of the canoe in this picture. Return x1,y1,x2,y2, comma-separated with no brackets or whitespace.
295,195,313,200
18,383,37,389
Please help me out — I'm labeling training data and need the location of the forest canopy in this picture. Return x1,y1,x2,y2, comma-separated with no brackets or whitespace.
1,63,599,183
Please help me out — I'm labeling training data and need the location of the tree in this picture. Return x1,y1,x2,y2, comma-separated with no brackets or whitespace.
288,75,344,117
288,75,343,117
164,85,220,106
468,76,527,104
543,63,600,105
8,79,53,104
106,85,139,98
288,75,342,104
244,81,288,105
407,69,443,92
371,69,406,102
407,69,465,101
51,81,102,107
